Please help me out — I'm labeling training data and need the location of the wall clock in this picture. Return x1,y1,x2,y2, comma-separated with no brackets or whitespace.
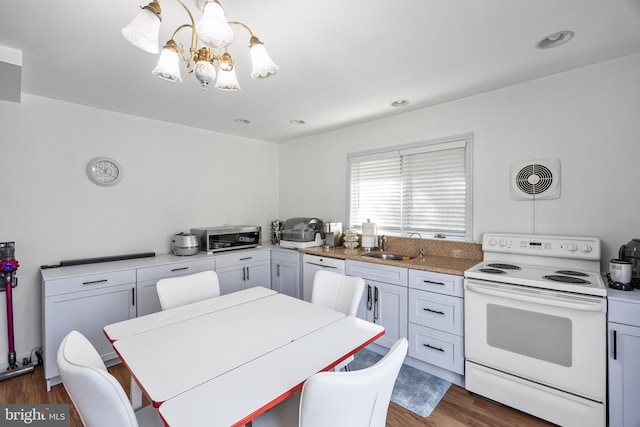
86,157,122,186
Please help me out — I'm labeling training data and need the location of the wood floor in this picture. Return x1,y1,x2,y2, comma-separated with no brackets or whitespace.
0,364,556,426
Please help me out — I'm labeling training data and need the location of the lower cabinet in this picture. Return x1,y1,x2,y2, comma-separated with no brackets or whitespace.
136,258,215,316
347,260,408,349
271,249,301,299
608,293,640,426
407,269,465,375
358,280,408,349
42,269,137,389
216,249,271,295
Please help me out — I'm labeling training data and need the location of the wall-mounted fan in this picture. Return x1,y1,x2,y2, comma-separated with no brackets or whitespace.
510,158,561,200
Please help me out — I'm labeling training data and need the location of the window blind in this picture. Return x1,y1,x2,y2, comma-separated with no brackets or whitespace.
348,135,471,239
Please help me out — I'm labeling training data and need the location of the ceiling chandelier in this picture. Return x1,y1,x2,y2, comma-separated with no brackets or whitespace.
121,0,278,91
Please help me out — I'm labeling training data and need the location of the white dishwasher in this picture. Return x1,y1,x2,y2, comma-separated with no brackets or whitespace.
302,254,346,301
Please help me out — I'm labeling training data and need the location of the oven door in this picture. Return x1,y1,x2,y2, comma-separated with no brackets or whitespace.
464,278,606,401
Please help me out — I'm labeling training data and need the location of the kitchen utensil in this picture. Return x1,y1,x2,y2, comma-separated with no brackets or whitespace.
171,232,199,256
610,259,632,284
619,238,640,287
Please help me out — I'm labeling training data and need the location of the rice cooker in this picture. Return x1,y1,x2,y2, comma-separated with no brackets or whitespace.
171,232,199,256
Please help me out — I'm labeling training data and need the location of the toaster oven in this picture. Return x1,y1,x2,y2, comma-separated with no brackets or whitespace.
190,225,261,254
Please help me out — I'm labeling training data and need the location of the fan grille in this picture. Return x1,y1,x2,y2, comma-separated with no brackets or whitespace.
515,164,554,195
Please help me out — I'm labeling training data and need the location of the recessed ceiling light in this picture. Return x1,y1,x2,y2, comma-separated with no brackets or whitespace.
234,119,251,124
289,120,306,125
536,31,575,49
391,99,410,108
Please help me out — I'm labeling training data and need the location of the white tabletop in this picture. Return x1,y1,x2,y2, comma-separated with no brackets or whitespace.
111,290,346,405
158,315,385,427
104,286,277,341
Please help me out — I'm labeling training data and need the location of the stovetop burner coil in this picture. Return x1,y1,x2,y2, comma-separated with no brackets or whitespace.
486,263,521,270
543,275,591,284
555,270,588,277
479,268,506,274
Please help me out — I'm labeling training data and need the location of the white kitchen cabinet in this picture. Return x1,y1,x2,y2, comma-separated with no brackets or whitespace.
408,269,464,375
42,268,136,389
347,260,408,349
608,290,640,427
136,258,215,316
271,249,301,299
216,249,271,295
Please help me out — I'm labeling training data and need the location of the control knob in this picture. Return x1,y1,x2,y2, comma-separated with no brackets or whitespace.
581,244,592,253
566,243,579,252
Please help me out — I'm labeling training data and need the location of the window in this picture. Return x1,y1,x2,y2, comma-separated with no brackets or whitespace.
347,133,473,241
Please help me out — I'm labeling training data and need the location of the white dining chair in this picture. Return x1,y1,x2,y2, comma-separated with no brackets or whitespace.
252,337,408,427
311,269,365,371
156,270,221,310
56,330,163,427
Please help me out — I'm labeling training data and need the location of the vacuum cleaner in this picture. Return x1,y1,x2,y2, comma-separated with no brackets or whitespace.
0,241,35,381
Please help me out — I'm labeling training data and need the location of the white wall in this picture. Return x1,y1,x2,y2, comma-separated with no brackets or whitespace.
279,54,640,269
0,95,279,360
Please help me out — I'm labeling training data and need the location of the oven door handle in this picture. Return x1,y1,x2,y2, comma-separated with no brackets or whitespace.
465,283,604,312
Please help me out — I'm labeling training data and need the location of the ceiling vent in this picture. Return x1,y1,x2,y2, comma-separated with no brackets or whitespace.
510,158,561,200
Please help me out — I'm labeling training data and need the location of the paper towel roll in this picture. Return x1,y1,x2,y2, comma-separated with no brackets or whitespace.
362,220,377,249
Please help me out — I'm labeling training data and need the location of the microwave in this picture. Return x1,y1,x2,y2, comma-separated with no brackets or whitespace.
190,225,262,254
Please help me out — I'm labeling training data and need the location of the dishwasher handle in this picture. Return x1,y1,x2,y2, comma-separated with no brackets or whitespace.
305,262,339,270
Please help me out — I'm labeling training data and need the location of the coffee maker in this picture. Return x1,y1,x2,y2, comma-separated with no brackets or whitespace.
619,238,640,288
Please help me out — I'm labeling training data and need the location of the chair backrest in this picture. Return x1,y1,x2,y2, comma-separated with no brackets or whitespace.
156,270,221,311
299,337,408,427
57,330,139,427
310,270,365,316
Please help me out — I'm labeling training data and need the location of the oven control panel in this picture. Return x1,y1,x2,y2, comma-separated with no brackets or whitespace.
482,233,601,260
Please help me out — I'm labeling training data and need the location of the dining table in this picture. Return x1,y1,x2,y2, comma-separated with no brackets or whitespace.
104,286,385,427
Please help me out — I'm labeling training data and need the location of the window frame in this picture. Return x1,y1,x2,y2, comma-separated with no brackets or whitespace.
346,132,474,241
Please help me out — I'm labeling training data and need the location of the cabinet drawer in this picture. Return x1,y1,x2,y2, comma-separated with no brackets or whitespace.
271,249,301,264
409,269,463,297
44,269,136,297
136,259,214,281
216,249,270,269
346,260,407,286
608,299,640,327
409,289,463,335
408,323,464,375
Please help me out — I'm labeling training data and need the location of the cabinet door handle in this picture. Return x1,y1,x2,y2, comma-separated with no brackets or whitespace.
277,264,281,277
424,343,444,352
423,279,445,286
612,330,617,360
423,307,445,315
373,286,379,322
131,288,135,306
171,267,189,272
82,279,108,285
246,266,250,281
242,267,246,281
366,285,372,311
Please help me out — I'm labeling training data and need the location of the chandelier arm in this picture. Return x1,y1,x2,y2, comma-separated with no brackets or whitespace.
173,0,199,61
228,21,255,38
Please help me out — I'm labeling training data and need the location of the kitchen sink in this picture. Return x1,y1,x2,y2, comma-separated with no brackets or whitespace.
363,253,415,261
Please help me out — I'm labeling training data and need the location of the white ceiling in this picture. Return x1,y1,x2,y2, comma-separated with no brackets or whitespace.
2,0,640,143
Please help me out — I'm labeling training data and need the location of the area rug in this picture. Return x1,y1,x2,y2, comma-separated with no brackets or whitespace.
349,348,451,417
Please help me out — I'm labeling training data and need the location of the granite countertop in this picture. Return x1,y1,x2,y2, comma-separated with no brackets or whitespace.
300,237,483,276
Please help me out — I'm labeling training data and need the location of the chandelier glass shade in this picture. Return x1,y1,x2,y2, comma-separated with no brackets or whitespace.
122,0,278,91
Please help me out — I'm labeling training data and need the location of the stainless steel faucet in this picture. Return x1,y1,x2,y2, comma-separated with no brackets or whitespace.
379,235,387,251
409,232,424,258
